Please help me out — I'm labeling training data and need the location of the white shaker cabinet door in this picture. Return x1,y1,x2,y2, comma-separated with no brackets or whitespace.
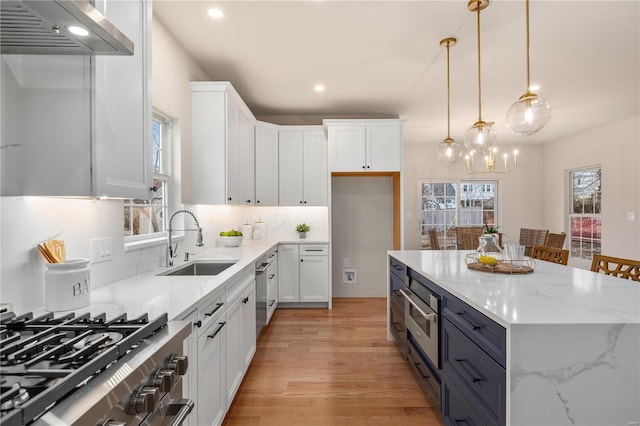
300,255,329,302
255,122,279,206
366,125,402,172
197,314,226,426
328,125,366,171
278,131,304,206
277,244,300,302
225,297,243,408
302,130,328,206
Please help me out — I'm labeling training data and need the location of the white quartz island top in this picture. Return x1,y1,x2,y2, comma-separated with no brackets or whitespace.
388,250,640,327
389,250,640,425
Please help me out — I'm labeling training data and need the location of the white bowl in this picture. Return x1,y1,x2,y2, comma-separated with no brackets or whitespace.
219,236,243,247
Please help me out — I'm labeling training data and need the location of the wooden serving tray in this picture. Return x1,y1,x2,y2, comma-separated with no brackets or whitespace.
467,262,534,274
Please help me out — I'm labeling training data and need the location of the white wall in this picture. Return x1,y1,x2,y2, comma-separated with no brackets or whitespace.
331,176,393,297
543,116,640,265
402,142,546,250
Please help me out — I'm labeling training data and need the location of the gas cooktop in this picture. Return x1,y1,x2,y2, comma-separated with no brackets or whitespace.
0,308,169,426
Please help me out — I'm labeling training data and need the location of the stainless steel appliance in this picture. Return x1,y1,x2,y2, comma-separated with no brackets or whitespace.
0,308,192,426
255,247,277,337
400,273,441,401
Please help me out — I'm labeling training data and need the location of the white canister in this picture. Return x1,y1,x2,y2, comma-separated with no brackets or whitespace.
45,258,90,312
253,220,265,240
241,223,253,239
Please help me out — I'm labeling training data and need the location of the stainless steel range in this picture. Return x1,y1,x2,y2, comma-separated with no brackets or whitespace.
0,308,192,426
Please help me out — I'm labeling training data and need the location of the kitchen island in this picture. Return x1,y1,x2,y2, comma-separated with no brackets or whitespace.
388,250,639,426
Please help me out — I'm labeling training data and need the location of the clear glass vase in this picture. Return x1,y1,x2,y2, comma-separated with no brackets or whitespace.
476,234,502,255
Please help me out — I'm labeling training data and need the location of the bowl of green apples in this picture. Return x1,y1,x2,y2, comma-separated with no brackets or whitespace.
219,229,243,247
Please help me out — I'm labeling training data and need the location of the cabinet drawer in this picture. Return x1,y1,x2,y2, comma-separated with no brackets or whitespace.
389,273,405,314
442,293,506,367
226,268,255,304
441,371,488,426
389,256,407,280
300,245,328,256
407,337,440,404
442,318,505,425
197,287,225,337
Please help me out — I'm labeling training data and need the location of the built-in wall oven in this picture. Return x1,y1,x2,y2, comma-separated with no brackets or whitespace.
400,272,441,401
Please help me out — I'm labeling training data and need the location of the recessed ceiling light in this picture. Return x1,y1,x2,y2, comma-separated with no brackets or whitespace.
68,26,89,37
208,8,224,19
314,84,325,93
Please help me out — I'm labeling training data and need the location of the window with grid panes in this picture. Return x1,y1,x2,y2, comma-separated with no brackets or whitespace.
569,167,601,260
124,113,170,241
419,180,498,249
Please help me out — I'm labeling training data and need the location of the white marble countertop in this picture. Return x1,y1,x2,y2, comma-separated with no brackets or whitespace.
389,250,640,328
72,239,290,321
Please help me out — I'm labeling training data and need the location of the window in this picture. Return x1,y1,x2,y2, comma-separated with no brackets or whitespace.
420,180,498,249
569,167,601,260
124,113,170,242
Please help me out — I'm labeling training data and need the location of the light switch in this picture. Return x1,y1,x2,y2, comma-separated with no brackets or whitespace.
91,237,113,263
628,212,636,222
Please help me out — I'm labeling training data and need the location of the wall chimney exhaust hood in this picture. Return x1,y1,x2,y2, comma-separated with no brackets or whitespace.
0,0,134,55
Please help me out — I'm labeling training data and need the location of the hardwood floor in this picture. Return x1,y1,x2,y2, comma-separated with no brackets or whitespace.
222,298,442,425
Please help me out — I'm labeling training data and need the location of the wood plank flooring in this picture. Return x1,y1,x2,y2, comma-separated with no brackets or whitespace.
222,298,442,426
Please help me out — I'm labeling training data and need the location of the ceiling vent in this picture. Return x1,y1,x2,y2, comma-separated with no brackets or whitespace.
0,0,134,55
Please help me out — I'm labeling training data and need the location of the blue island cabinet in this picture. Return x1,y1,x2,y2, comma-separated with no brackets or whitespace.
441,291,507,426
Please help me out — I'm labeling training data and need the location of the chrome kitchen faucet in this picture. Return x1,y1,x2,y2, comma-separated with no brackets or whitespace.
167,209,204,267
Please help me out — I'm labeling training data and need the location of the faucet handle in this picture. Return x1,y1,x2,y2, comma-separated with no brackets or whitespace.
184,252,193,261
171,242,179,258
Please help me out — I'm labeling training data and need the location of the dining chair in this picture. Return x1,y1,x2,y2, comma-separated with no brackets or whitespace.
428,228,441,250
455,226,483,250
545,232,567,249
519,228,549,257
531,245,569,265
590,254,640,282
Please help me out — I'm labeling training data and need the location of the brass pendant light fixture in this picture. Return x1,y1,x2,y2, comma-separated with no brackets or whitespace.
506,0,551,135
436,37,463,163
464,0,496,155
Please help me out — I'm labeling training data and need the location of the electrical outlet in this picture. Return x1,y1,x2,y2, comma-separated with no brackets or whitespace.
91,237,113,263
343,269,356,284
343,258,349,267
628,211,636,222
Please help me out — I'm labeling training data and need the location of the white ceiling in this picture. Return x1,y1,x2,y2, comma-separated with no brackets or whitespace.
154,1,640,145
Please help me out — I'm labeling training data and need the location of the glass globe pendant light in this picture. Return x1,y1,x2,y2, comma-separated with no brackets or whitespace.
436,37,463,163
464,0,496,155
506,0,551,135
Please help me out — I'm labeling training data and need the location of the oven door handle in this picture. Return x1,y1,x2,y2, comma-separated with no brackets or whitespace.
166,398,195,426
399,289,437,322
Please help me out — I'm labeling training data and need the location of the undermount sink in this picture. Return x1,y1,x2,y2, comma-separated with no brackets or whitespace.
160,261,236,276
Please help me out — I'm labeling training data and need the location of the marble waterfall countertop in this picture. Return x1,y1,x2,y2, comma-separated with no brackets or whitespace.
389,250,639,426
388,250,640,327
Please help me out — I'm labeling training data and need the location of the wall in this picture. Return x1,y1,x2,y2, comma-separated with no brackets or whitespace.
543,116,640,266
331,176,393,297
402,142,546,250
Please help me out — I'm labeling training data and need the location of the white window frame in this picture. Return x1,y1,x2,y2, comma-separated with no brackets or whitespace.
124,111,172,249
568,166,602,263
418,179,499,250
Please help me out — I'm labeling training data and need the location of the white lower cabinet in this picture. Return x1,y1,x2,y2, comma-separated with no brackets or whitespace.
179,268,256,426
197,312,226,426
278,244,329,303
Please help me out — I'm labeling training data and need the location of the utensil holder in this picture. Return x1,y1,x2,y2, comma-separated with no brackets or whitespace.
45,258,90,312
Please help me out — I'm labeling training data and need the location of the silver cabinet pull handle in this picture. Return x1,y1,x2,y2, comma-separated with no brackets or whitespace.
399,289,437,322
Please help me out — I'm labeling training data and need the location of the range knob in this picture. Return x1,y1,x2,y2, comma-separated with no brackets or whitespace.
166,353,188,376
126,386,159,415
149,368,175,392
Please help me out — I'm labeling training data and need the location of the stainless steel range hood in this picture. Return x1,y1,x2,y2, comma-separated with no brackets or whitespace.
0,0,134,55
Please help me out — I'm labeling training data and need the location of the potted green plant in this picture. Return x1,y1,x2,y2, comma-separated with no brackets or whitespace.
295,223,310,239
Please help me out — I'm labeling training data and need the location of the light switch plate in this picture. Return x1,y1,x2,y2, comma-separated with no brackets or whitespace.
628,211,636,222
91,237,113,263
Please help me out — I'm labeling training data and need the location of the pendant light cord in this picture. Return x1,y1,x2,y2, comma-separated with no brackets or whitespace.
446,41,451,139
525,0,531,92
476,2,482,122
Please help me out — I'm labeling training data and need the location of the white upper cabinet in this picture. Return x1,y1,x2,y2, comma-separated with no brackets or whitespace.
191,81,256,205
325,119,405,172
254,122,279,206
278,127,327,206
1,0,153,198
